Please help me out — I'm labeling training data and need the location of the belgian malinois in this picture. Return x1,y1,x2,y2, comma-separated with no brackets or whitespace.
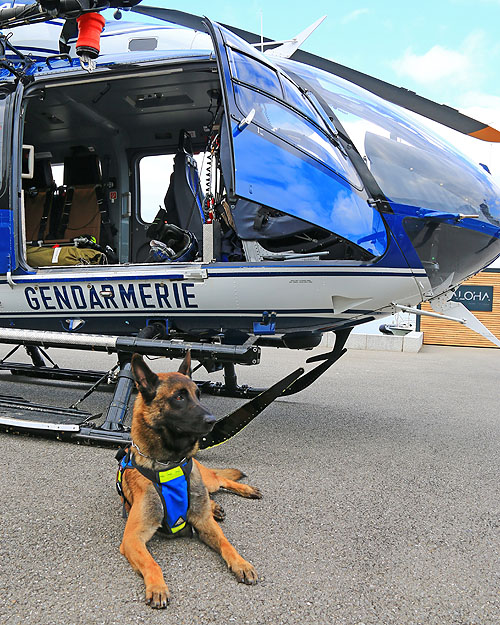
117,352,261,608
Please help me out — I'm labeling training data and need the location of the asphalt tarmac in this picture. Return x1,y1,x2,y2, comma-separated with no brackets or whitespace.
0,344,499,625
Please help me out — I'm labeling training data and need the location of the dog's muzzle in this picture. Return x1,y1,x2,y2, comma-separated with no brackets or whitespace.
201,412,216,432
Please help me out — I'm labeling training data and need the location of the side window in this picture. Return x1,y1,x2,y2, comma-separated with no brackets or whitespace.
138,152,209,224
227,48,283,99
233,83,362,189
224,46,362,190
139,154,174,223
280,75,328,130
226,47,329,135
52,163,63,186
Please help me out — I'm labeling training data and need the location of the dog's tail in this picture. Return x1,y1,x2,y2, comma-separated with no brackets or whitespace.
211,468,246,481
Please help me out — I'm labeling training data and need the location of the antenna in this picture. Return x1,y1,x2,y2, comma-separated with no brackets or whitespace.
260,9,264,53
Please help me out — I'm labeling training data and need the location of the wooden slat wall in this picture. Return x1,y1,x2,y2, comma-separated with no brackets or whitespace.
421,269,500,347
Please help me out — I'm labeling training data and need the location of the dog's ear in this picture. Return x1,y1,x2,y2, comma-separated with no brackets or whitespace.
178,350,192,378
131,353,159,403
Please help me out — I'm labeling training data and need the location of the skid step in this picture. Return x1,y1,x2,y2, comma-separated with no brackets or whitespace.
0,395,93,432
0,362,108,383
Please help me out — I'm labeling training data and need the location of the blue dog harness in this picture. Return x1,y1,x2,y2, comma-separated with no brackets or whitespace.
116,447,193,535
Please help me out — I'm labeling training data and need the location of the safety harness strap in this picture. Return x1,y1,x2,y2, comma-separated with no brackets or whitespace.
37,184,56,241
57,186,74,238
95,160,117,249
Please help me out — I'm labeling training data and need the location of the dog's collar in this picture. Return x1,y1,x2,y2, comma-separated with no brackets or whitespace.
131,441,187,470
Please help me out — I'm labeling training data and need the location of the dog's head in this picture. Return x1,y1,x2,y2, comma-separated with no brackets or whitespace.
131,352,216,446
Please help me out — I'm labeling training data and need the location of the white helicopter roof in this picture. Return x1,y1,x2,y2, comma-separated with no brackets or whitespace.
2,10,213,60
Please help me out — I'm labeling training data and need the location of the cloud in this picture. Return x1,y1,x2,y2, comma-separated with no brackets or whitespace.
392,45,471,84
391,31,486,88
340,9,369,25
458,92,500,126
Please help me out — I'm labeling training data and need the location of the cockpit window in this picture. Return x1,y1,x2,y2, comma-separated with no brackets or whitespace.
227,48,282,99
224,45,363,190
226,45,331,135
280,75,327,129
233,82,355,181
208,20,388,257
279,58,500,227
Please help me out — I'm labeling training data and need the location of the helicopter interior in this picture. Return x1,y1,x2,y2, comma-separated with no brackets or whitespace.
20,60,375,269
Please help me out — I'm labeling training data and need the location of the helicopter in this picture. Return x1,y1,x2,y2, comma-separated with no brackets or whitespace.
0,0,499,447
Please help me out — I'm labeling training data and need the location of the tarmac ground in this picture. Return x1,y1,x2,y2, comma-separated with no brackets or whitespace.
0,343,499,625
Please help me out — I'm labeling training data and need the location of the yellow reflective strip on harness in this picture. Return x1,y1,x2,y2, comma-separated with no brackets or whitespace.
170,521,186,534
158,465,184,482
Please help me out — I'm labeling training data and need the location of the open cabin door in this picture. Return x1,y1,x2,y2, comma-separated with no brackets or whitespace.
0,85,21,278
205,20,388,257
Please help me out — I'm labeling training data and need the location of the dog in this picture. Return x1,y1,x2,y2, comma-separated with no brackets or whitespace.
116,351,261,608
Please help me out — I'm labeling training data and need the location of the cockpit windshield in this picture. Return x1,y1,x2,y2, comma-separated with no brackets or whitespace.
279,58,500,228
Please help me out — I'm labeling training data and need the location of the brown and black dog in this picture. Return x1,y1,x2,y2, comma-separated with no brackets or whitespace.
117,352,261,608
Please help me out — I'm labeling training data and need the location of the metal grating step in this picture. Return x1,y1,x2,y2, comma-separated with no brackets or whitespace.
0,396,92,431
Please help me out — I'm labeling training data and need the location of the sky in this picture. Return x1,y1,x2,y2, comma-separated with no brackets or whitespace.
114,0,500,182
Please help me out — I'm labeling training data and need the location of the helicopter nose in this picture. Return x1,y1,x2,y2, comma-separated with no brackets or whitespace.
402,214,500,297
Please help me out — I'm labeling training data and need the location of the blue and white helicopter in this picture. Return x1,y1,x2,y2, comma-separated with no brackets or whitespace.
0,0,499,446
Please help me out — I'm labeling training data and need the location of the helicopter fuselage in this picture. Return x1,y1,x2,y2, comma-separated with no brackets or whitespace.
0,17,498,349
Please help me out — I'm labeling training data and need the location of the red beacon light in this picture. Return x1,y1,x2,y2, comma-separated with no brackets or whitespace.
75,12,106,72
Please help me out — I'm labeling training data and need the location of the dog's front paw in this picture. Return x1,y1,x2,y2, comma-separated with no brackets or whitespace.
230,559,258,585
246,486,262,499
145,583,171,609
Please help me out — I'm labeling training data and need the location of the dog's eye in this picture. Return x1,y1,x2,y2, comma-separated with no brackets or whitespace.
196,389,201,400
174,392,185,402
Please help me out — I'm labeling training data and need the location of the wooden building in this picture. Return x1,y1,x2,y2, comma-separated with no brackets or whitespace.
420,268,500,348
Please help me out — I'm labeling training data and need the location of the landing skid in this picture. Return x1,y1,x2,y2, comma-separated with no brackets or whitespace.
0,328,351,447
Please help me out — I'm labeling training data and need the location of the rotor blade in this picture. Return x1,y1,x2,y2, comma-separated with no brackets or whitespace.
132,5,500,142
131,6,208,31
131,5,274,47
289,49,500,143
